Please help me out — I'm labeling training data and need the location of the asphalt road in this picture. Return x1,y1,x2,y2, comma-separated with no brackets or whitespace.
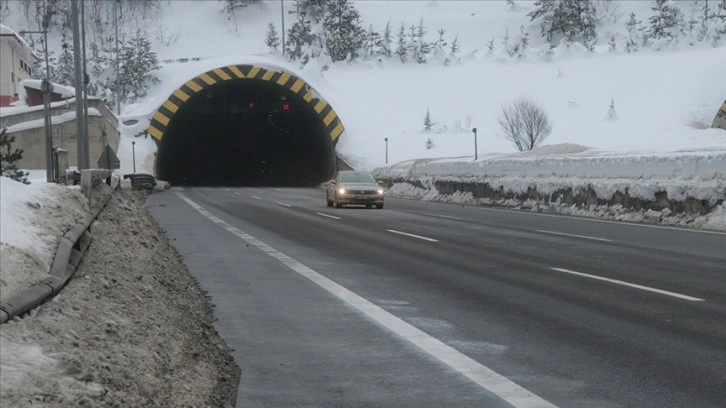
147,187,726,408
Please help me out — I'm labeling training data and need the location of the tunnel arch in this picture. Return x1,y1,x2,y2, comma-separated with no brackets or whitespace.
148,64,346,186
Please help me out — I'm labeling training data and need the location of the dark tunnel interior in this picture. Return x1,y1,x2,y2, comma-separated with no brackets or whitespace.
156,79,337,186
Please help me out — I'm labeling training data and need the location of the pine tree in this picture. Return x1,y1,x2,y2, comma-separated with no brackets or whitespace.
381,21,393,58
53,28,75,86
413,18,431,63
265,22,281,50
364,24,382,58
528,0,598,45
517,25,529,57
424,108,433,131
648,0,684,41
624,12,644,52
119,32,160,102
322,0,365,62
396,22,408,62
450,34,460,56
0,128,30,185
285,15,317,64
221,0,262,15
295,0,327,24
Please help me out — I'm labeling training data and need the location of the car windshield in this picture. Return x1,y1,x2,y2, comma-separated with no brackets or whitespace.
339,172,376,183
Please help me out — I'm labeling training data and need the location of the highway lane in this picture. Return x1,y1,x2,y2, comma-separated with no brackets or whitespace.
147,187,726,408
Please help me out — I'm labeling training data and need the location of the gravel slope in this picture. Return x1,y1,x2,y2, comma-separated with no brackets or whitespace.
0,189,239,407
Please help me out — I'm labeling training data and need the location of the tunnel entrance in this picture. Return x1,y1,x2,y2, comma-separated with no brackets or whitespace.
152,65,343,187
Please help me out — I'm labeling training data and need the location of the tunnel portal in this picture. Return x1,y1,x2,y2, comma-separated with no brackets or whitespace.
151,65,344,186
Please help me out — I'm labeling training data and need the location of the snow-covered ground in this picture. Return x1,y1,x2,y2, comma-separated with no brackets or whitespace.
2,0,726,403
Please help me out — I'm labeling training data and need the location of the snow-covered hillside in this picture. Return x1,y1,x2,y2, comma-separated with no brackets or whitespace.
2,1,724,174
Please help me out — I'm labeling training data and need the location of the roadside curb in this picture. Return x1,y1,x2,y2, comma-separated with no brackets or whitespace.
0,178,119,324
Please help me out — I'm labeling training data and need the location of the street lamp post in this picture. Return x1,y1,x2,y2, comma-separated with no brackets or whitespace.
472,128,478,161
81,0,90,167
280,0,285,56
384,137,388,164
114,0,121,115
21,21,54,182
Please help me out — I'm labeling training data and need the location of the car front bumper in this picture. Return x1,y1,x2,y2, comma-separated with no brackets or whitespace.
337,194,384,205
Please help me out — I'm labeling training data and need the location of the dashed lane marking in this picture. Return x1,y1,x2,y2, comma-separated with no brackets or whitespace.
550,267,704,302
387,229,439,242
536,230,613,242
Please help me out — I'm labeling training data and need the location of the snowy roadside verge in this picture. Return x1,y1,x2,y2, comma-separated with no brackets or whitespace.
372,146,726,232
0,189,239,407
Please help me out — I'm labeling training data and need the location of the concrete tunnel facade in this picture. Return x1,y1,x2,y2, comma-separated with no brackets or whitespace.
148,64,345,186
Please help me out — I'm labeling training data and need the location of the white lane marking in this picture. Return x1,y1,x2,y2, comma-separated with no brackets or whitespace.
317,212,341,220
536,230,613,242
176,192,557,408
550,267,705,302
235,192,241,196
421,212,463,221
276,202,292,207
251,195,262,200
471,206,726,236
387,229,439,242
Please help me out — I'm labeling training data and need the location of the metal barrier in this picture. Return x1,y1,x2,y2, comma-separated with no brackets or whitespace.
123,173,156,191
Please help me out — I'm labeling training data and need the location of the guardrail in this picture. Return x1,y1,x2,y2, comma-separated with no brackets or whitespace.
0,176,119,324
65,169,114,200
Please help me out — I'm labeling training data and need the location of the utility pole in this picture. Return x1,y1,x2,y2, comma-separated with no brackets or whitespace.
71,0,89,169
21,13,54,182
81,0,90,167
280,0,285,56
384,137,388,164
472,128,478,161
114,0,121,115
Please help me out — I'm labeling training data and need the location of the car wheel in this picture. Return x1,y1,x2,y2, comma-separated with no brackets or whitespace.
376,203,384,209
326,193,332,207
334,196,342,208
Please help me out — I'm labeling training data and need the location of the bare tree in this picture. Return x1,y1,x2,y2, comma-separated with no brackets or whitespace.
497,95,552,151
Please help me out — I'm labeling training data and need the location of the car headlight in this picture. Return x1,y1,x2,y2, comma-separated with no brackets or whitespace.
338,188,346,194
377,189,384,195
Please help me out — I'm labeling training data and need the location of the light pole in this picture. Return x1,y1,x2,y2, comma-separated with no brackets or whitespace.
472,127,478,160
21,18,54,182
114,0,121,115
384,137,388,164
71,0,89,169
81,0,90,167
280,0,285,56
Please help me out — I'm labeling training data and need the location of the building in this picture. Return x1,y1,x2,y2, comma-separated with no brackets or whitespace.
0,24,40,107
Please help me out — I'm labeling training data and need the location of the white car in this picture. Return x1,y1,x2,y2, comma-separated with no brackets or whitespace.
326,171,384,209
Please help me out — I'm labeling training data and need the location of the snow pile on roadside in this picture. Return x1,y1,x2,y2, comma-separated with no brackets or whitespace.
0,189,238,407
376,144,726,231
0,178,90,302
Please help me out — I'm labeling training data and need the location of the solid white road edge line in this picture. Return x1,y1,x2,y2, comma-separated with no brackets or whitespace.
536,230,613,242
387,229,439,242
316,212,341,220
550,267,705,302
176,192,557,408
